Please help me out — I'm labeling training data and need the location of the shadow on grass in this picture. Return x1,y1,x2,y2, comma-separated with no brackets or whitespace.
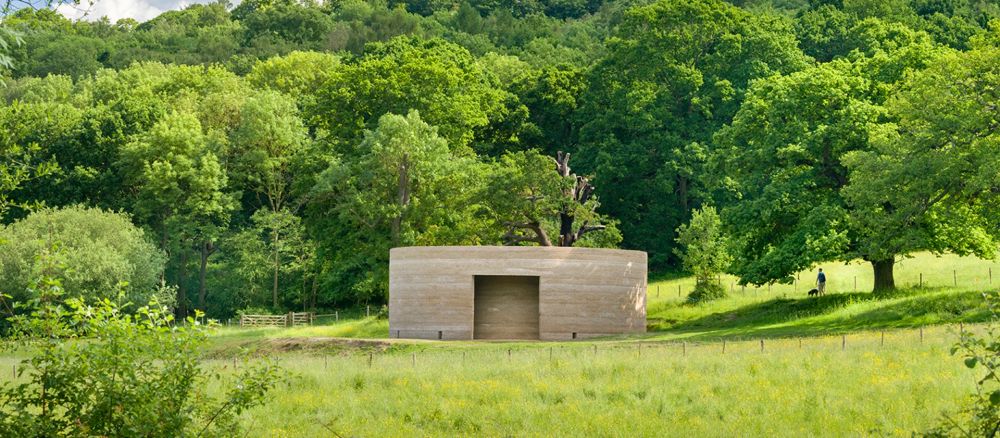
649,287,995,341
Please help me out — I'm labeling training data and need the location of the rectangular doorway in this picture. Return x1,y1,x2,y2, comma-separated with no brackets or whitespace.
473,275,540,340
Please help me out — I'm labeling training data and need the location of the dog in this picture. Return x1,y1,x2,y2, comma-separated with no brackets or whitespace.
807,288,819,297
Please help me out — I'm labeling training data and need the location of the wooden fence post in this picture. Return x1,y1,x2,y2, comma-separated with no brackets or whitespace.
841,335,845,351
682,341,687,356
656,285,660,297
919,273,923,288
677,285,681,297
368,352,373,368
920,327,923,343
722,340,726,354
880,331,884,347
760,339,764,352
411,352,415,367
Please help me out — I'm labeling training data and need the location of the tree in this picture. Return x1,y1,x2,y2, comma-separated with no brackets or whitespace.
576,0,809,269
0,205,167,305
308,36,508,155
714,30,943,291
488,150,620,248
246,50,339,111
674,205,730,302
714,62,880,287
119,110,235,315
231,90,310,307
843,46,1000,290
309,110,489,303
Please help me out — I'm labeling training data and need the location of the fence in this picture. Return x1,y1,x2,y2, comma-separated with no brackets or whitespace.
212,323,982,374
240,312,314,328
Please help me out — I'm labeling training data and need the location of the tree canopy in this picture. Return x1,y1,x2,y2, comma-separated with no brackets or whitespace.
1,0,999,315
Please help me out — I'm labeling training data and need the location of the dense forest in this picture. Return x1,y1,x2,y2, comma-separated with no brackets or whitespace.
1,0,999,318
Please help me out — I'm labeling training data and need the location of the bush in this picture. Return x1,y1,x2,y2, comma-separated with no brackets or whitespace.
0,205,166,305
687,281,727,304
0,257,284,437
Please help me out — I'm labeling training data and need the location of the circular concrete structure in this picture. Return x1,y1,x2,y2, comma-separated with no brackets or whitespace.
389,246,647,341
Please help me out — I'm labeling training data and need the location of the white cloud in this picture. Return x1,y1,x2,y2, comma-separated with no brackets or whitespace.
55,0,217,22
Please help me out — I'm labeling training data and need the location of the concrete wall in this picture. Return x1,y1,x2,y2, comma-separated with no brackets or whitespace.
389,246,646,341
473,276,539,340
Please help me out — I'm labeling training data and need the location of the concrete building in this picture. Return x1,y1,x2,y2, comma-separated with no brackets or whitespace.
388,246,647,340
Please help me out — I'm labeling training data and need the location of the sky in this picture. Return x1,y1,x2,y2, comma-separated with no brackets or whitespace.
55,0,218,22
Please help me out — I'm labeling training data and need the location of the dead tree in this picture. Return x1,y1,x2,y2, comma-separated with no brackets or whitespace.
554,151,605,246
502,151,606,247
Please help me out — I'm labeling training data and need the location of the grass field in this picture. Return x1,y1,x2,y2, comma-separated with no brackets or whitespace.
2,252,996,436
218,326,978,437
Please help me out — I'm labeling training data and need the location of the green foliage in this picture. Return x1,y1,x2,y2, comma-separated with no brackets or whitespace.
715,62,878,285
309,36,508,154
686,280,727,304
2,0,1000,314
0,26,21,72
576,0,810,269
928,291,1000,437
843,45,1000,266
0,255,284,436
0,206,166,305
675,206,731,288
310,110,490,302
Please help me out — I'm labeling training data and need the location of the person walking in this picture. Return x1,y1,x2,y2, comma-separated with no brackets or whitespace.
817,268,827,296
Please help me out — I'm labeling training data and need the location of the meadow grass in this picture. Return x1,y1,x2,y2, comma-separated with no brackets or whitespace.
643,252,1000,340
211,325,979,437
2,252,996,436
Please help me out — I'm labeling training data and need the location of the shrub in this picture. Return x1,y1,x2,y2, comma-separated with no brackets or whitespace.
0,254,284,437
674,206,731,290
687,280,727,304
0,205,166,305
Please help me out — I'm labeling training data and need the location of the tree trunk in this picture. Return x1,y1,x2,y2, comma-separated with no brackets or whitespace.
310,272,318,312
177,250,188,319
272,230,280,309
678,175,689,213
392,154,410,245
872,259,895,292
198,241,213,311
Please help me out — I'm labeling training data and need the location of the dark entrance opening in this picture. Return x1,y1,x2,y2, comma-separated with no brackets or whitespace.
473,275,540,340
